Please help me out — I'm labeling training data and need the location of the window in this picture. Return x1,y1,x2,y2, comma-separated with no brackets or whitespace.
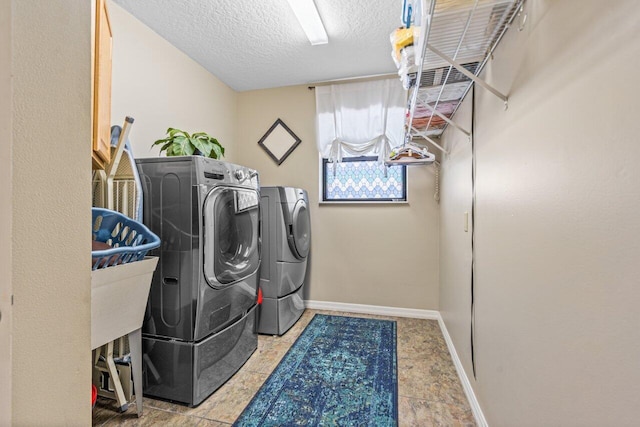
315,80,408,203
322,157,407,202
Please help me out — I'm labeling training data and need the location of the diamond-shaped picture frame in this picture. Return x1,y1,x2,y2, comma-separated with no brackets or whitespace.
257,118,302,165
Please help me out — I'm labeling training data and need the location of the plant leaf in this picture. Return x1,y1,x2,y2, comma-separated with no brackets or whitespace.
211,139,224,157
170,136,189,155
171,128,193,140
184,142,196,156
160,141,174,152
152,137,169,147
210,143,223,159
191,137,212,157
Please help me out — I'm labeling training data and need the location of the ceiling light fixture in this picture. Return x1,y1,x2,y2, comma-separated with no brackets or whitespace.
286,0,328,45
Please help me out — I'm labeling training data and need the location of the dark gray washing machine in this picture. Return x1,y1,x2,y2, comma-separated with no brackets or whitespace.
136,156,260,406
258,187,310,335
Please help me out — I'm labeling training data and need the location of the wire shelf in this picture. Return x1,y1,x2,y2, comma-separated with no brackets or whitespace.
403,0,522,147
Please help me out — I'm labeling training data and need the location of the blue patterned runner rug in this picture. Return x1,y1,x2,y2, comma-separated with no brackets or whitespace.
234,314,398,426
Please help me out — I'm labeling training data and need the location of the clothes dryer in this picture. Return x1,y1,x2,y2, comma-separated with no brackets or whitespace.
136,156,260,406
258,187,310,335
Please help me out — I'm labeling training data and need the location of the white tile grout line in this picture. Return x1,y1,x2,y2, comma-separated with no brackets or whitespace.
305,300,488,427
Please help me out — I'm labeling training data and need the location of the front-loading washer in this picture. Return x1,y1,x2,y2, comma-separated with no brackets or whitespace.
258,186,310,335
136,156,260,406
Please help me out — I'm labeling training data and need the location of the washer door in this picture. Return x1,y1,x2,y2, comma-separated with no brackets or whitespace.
289,198,310,259
203,186,260,288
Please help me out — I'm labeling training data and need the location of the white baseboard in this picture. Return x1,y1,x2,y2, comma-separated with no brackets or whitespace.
436,314,488,427
304,300,439,319
303,299,487,426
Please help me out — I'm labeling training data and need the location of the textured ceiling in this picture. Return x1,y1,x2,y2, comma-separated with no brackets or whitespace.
112,0,400,91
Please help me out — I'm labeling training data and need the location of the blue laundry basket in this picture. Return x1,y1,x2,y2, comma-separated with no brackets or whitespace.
91,208,160,270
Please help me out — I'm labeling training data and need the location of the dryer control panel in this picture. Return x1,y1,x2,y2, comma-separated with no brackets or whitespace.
195,157,259,190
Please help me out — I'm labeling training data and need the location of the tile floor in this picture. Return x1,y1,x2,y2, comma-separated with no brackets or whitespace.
93,309,476,426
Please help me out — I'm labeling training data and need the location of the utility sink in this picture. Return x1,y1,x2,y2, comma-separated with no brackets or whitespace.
91,256,158,415
91,257,157,350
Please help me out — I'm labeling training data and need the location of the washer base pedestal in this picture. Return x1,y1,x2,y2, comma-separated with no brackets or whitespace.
142,305,257,407
257,285,305,336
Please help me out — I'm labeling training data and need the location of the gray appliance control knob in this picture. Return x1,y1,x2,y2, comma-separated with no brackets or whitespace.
235,170,245,181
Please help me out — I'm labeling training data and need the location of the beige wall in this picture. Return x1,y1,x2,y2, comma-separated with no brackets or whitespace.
236,85,440,310
439,1,640,425
109,3,238,161
11,0,92,424
439,92,473,381
0,0,12,423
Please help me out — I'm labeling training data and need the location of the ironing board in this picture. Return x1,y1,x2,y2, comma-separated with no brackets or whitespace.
91,117,152,416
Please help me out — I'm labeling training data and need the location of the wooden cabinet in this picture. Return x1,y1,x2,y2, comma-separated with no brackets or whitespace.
92,0,113,170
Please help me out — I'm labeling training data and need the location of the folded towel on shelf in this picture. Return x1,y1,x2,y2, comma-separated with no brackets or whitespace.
413,102,456,118
412,115,447,129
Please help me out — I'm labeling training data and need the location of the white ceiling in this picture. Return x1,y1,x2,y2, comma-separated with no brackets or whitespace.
112,0,400,92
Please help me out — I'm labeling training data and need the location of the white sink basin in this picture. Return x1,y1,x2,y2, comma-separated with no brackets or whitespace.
91,257,158,350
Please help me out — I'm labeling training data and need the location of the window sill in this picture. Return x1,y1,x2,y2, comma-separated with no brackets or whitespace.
318,200,409,205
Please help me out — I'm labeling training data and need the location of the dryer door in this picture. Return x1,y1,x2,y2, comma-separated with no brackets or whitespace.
289,198,310,259
203,186,260,288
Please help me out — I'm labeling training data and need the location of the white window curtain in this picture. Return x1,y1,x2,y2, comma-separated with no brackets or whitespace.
315,79,406,163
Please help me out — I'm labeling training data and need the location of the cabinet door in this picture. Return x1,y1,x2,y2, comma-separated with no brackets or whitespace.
92,0,112,170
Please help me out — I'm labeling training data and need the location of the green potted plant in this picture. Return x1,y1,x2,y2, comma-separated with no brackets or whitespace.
152,127,225,159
